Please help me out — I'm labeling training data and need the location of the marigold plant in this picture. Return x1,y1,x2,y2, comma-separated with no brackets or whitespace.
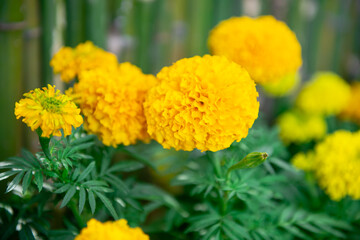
75,219,149,240
144,55,259,152
293,130,360,201
208,15,302,84
71,62,157,146
296,72,351,116
50,41,118,83
14,84,83,137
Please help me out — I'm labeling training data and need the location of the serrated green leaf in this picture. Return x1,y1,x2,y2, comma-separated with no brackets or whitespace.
6,171,25,193
88,190,96,214
35,171,44,191
77,162,95,182
223,219,250,239
79,187,86,214
0,170,19,181
107,161,144,173
94,191,118,219
22,171,32,194
71,168,80,181
82,180,108,187
186,215,220,232
103,175,129,194
60,185,77,208
54,183,72,194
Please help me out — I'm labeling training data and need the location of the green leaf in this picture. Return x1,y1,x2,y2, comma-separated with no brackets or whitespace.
60,185,77,208
77,162,96,182
88,190,96,214
223,219,250,239
34,171,44,192
6,171,25,193
94,191,118,219
227,152,268,174
54,183,72,194
79,187,86,214
103,174,129,194
0,170,19,181
107,161,144,173
22,171,32,194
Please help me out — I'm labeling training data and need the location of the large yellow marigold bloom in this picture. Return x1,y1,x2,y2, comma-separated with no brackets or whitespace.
144,55,259,152
75,219,149,240
15,85,83,137
340,82,360,124
294,131,360,201
50,41,118,83
72,62,157,146
277,110,327,145
208,16,302,84
296,72,351,115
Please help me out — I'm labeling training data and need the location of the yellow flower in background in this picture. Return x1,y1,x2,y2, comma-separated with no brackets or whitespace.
50,41,118,83
294,131,360,201
340,82,360,124
75,219,149,240
291,152,315,171
72,62,157,147
261,72,300,97
208,15,302,84
277,110,327,144
144,55,259,152
15,85,83,137
296,72,351,116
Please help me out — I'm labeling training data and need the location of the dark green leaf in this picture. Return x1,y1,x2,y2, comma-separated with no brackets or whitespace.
88,190,96,214
22,171,32,194
79,187,86,214
0,170,19,181
77,162,95,182
6,171,25,193
54,183,72,194
94,191,118,219
60,185,77,208
107,161,144,173
34,171,44,192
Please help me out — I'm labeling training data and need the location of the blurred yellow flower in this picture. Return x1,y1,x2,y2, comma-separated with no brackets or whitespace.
277,110,327,144
296,72,351,116
291,152,315,171
340,82,360,124
50,41,118,83
144,55,259,152
75,219,149,240
261,72,300,97
208,15,302,84
294,131,360,201
15,85,83,137
72,62,157,146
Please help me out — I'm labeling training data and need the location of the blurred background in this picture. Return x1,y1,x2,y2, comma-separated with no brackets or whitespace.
1,0,359,161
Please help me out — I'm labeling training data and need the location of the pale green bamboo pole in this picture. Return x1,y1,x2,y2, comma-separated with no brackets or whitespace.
85,0,107,48
133,0,159,73
214,0,233,23
40,0,56,86
65,0,85,47
0,0,24,164
169,0,186,62
186,0,215,56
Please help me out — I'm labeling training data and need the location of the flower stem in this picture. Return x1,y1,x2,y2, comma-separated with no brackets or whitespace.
69,201,86,228
36,129,51,160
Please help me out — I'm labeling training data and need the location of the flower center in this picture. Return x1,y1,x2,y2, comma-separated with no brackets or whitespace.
42,97,63,113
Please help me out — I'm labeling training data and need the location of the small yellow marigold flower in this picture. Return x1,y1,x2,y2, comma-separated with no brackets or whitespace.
295,130,360,201
340,82,360,124
75,219,149,240
261,72,300,97
291,152,315,171
296,72,351,116
15,85,83,137
208,15,302,84
277,110,327,145
72,62,157,147
50,41,118,83
144,55,259,152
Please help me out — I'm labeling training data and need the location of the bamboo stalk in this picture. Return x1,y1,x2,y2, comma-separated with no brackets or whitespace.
214,0,233,23
0,0,24,163
65,0,85,47
85,0,107,48
40,0,56,86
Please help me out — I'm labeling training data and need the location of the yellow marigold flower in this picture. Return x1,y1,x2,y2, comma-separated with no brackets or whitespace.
72,62,157,146
296,72,351,116
144,55,259,152
15,85,83,137
75,219,149,240
277,110,327,145
50,41,118,83
291,152,315,171
208,15,302,84
295,131,360,201
261,72,300,97
340,82,360,124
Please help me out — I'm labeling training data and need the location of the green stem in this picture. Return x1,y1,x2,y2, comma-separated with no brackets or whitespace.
69,201,86,228
36,129,51,160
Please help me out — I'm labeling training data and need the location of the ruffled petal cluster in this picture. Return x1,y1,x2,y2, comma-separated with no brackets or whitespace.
15,85,83,137
144,55,259,152
50,41,118,83
72,62,157,146
340,82,360,124
296,72,351,115
293,131,360,201
208,16,302,84
277,110,327,145
75,219,149,240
